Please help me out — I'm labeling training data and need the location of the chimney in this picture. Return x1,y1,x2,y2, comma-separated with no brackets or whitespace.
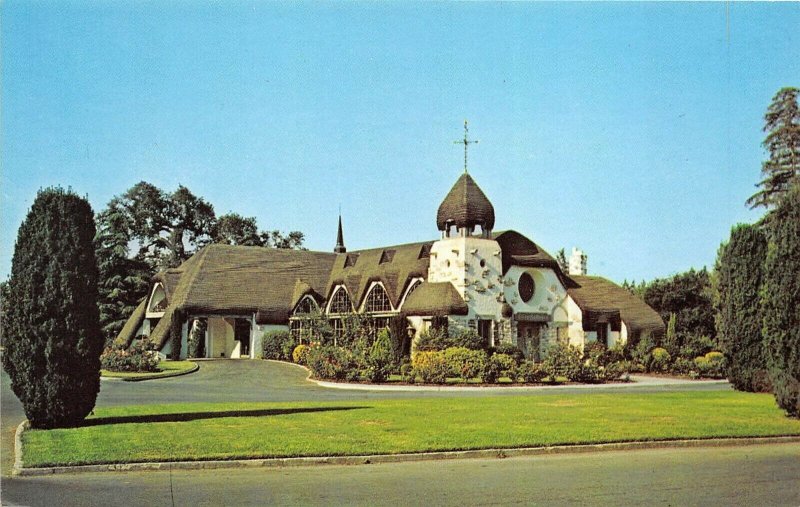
569,247,587,276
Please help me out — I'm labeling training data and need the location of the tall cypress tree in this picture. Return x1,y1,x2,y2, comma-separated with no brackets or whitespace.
2,188,104,428
761,187,800,417
714,223,769,392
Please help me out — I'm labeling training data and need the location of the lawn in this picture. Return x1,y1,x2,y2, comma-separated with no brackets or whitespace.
101,360,197,381
22,391,800,467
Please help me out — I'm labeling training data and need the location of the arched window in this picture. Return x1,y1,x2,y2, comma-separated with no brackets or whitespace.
148,283,167,313
293,296,317,315
364,284,392,313
328,287,352,314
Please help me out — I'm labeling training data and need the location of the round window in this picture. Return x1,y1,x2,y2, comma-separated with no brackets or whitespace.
480,259,486,268
518,272,535,303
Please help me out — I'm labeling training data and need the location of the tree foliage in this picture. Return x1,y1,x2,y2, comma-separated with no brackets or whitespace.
761,187,800,417
2,188,104,428
747,87,800,209
641,268,715,344
713,223,770,392
96,182,306,344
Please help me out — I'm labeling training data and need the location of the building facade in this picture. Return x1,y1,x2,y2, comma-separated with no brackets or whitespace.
116,171,664,359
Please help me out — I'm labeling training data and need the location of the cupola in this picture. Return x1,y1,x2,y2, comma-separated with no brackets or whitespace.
436,172,495,238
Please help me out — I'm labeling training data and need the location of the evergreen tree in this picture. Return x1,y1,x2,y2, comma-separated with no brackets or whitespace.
95,206,151,345
761,187,800,417
2,188,104,428
714,223,769,392
747,87,800,209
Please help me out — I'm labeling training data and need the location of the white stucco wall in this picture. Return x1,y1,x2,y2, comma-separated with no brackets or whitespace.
566,296,586,348
429,236,505,320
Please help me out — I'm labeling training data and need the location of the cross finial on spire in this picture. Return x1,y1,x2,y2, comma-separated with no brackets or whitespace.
454,120,478,173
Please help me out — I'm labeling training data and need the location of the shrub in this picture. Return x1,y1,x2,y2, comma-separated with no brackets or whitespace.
483,353,517,383
262,330,297,361
306,345,355,381
412,351,449,384
601,362,625,382
650,347,671,372
364,329,394,382
542,342,582,383
399,363,414,383
444,347,486,380
671,357,695,375
292,344,311,365
573,362,602,383
100,340,160,373
583,342,607,364
630,333,655,371
493,343,524,364
704,351,726,378
415,327,450,352
449,328,487,351
694,356,712,377
679,334,716,360
518,360,547,383
1,188,104,428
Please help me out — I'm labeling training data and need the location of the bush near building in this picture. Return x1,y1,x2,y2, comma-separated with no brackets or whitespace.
100,340,160,373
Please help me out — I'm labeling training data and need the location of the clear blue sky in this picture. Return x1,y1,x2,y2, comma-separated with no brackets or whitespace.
2,2,799,284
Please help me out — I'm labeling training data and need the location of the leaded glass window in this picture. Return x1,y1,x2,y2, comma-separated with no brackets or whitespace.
364,284,392,313
329,287,352,314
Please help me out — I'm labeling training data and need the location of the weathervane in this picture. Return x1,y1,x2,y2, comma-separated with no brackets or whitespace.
454,120,478,173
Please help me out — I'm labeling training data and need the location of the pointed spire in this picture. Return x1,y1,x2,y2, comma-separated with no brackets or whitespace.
334,214,346,253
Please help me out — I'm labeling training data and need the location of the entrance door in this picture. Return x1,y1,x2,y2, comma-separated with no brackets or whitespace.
235,319,251,358
517,323,541,361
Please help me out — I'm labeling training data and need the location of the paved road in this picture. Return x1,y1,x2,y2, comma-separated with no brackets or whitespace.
3,443,798,506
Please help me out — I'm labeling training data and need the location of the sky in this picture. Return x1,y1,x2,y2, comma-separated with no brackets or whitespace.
2,2,799,284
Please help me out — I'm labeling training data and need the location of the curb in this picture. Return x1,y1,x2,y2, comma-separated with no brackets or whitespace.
13,435,800,476
101,363,199,382
311,377,730,392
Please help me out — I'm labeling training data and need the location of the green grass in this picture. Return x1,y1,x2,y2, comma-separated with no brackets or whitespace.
101,360,197,380
22,391,800,467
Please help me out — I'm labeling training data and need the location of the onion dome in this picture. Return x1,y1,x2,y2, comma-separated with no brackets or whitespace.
436,173,495,232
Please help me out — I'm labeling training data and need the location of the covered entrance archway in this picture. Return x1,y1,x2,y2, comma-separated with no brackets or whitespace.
205,316,254,358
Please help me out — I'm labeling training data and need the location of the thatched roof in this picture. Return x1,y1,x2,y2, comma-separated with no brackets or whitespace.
568,275,665,334
436,173,495,232
146,244,337,347
325,240,434,310
114,299,147,348
492,230,576,287
402,282,469,316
